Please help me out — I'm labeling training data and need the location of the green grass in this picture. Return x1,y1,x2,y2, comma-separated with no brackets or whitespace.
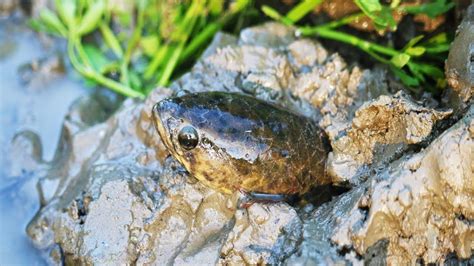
31,0,251,98
30,0,454,97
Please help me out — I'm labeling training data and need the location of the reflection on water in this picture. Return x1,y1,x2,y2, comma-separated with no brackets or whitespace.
0,16,88,264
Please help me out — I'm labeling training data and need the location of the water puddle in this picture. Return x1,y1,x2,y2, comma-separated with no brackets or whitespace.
0,16,89,264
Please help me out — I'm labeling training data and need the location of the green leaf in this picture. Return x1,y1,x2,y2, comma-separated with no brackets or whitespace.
261,5,293,25
391,53,410,68
82,44,111,73
391,66,419,87
77,0,105,35
424,44,450,54
416,63,444,79
406,62,445,89
38,9,68,37
407,62,425,82
28,18,43,32
141,35,160,57
406,46,425,56
83,77,98,87
144,44,169,79
208,0,224,15
117,12,132,27
390,0,401,8
99,24,123,58
285,0,323,23
55,0,76,29
355,0,396,30
421,33,451,54
402,0,454,18
378,6,397,31
436,79,447,89
404,35,424,49
180,21,220,61
355,0,382,13
261,5,282,21
129,70,143,91
424,33,447,45
137,0,148,12
231,0,251,13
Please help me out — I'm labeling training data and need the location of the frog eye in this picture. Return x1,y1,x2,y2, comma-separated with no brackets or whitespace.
178,126,199,150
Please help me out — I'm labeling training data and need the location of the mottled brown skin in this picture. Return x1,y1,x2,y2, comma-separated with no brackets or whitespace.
152,92,331,195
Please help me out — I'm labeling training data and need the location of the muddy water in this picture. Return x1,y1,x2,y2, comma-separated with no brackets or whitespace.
0,18,89,264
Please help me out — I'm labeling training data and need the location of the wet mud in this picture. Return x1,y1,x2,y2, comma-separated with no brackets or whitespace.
4,8,471,265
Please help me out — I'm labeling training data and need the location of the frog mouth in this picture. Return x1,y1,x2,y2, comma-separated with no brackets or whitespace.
152,103,175,154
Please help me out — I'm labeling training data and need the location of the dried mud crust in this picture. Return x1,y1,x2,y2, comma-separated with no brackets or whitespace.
24,21,473,265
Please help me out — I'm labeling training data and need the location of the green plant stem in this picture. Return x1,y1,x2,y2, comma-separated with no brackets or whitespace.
73,35,94,67
144,44,169,79
99,24,123,57
285,0,323,23
318,12,366,29
144,2,200,79
424,45,450,54
121,3,146,87
262,5,293,25
179,22,219,61
180,1,252,63
180,10,233,62
157,2,201,86
158,42,186,86
67,38,144,98
299,26,399,57
146,1,251,80
297,25,424,89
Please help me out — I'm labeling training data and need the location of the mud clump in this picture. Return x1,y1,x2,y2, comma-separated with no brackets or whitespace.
219,203,301,265
0,0,18,16
332,106,474,264
445,5,474,112
327,91,451,184
23,21,473,265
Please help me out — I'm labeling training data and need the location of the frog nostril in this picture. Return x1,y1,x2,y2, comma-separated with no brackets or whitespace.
166,117,180,131
202,137,212,147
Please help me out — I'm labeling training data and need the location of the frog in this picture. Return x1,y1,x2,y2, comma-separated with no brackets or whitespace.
152,91,331,200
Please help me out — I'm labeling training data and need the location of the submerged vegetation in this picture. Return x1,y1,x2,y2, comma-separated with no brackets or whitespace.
31,0,454,98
